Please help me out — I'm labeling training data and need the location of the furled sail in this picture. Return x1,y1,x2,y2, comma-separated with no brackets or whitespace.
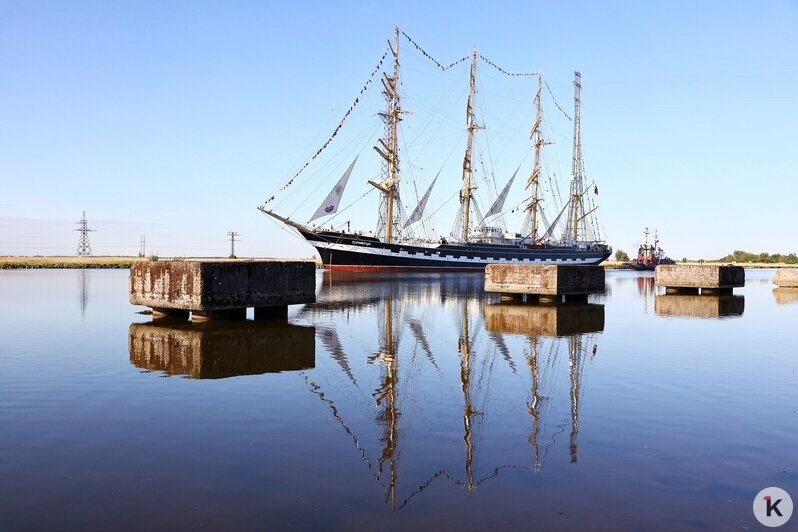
480,166,519,224
402,170,439,229
309,157,358,222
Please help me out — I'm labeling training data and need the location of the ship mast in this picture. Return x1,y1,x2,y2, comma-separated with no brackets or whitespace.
460,49,479,242
458,302,477,492
374,297,400,509
526,73,548,242
371,27,402,243
526,336,543,470
567,71,584,244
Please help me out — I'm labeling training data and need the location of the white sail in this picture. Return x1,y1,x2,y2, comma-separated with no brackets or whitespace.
402,171,439,229
309,157,358,222
481,166,519,223
541,199,571,241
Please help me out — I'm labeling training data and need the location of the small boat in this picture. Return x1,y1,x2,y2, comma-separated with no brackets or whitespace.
629,228,675,271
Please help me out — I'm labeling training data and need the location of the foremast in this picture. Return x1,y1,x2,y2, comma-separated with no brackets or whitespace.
525,73,548,242
371,27,402,243
460,49,479,242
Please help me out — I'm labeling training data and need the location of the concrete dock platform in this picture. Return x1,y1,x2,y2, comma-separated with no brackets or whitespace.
773,268,798,288
129,259,315,320
654,264,744,294
484,264,604,304
129,320,315,378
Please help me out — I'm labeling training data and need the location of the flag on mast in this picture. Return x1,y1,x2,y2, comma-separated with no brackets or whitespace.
309,157,358,222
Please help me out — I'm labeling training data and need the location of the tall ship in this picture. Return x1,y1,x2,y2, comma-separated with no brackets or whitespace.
629,227,675,271
260,28,611,271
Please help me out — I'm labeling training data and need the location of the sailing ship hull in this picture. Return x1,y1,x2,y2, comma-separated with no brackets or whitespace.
299,227,611,272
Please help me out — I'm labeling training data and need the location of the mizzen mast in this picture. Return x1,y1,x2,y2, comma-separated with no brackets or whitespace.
460,49,479,242
370,27,402,243
567,71,584,244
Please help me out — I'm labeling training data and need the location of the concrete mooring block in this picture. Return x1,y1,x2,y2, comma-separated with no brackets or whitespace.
129,259,316,320
773,268,798,288
484,264,605,301
655,264,744,294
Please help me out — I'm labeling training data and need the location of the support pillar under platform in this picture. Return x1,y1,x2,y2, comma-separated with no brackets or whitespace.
191,308,247,322
254,306,288,320
152,308,190,319
665,287,700,295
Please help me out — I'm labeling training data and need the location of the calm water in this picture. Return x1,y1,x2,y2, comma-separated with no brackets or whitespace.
0,269,795,530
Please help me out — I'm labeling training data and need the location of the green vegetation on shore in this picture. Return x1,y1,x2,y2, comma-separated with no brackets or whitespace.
716,250,798,264
0,256,142,269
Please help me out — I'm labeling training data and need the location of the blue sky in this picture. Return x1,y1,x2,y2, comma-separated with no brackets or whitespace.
1,0,796,259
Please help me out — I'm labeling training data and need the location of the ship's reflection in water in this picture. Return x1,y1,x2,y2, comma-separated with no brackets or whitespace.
129,320,315,378
654,294,745,319
295,272,603,509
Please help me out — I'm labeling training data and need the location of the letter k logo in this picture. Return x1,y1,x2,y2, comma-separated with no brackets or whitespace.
765,495,784,517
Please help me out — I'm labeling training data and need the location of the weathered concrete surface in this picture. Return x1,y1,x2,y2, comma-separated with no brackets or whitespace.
773,268,798,288
654,294,744,318
772,288,798,305
484,265,605,295
129,259,315,312
483,302,604,337
129,320,315,378
654,264,744,289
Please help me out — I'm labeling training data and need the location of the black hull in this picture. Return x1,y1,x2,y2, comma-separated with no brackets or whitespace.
297,227,611,271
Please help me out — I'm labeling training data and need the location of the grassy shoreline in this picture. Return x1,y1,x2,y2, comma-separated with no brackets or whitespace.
0,256,143,269
1,256,795,270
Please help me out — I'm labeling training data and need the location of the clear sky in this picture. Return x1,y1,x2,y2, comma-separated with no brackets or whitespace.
1,0,796,259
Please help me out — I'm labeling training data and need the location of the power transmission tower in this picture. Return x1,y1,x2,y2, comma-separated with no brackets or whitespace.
228,231,239,258
75,211,95,257
139,235,146,257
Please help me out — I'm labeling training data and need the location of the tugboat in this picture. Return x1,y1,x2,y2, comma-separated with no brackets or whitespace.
629,228,675,271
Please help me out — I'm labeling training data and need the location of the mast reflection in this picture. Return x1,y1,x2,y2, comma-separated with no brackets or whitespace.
295,273,603,510
484,301,603,464
129,320,315,378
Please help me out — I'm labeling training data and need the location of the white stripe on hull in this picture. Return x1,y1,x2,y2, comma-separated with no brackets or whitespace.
312,240,604,265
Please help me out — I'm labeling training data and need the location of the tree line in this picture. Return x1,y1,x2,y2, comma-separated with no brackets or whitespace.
716,250,798,264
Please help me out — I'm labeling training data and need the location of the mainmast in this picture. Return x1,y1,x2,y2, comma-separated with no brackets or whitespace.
460,49,479,242
458,302,477,492
371,27,402,243
527,337,543,470
525,73,548,242
567,71,584,244
374,297,400,509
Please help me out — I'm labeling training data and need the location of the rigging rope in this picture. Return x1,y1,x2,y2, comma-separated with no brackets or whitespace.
401,31,469,71
477,53,537,77
260,50,389,207
544,80,573,121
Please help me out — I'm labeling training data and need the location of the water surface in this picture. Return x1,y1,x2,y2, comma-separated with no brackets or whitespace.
0,269,795,530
